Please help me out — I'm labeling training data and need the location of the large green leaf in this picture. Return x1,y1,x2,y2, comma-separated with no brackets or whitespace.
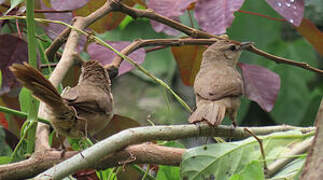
229,161,265,180
157,165,180,180
270,158,305,180
180,131,311,180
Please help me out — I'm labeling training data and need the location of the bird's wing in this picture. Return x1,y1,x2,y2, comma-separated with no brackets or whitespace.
62,84,113,114
194,65,243,100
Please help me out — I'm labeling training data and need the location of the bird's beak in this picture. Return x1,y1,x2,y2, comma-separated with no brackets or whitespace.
240,41,254,50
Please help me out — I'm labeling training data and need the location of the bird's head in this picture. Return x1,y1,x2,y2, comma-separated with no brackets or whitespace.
202,40,252,67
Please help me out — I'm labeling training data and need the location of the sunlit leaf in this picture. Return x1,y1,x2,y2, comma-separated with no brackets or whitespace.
238,63,280,112
171,45,206,86
265,0,304,26
296,18,323,56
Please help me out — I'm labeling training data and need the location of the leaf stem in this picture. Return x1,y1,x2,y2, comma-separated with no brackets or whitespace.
0,106,50,125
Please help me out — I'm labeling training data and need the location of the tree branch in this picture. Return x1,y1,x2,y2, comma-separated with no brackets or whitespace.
246,44,323,74
0,143,184,180
110,1,218,39
300,98,323,179
106,38,218,69
34,124,314,179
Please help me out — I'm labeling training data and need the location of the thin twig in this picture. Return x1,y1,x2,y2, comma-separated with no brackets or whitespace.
108,38,218,68
246,44,323,74
244,128,268,171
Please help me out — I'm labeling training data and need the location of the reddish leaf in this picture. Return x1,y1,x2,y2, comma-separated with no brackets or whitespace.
194,0,244,35
73,169,99,180
238,63,280,112
265,0,304,26
296,18,323,56
171,45,206,86
73,0,136,33
51,0,88,11
87,42,145,75
147,0,196,36
0,112,8,129
0,34,28,95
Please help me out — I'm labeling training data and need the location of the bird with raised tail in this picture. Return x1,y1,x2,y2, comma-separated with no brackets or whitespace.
189,40,251,126
10,60,114,138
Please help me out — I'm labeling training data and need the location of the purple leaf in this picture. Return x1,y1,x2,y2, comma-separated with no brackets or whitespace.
0,34,28,95
194,0,245,35
147,0,196,36
238,63,280,112
265,0,304,26
40,2,86,51
40,2,73,40
51,0,88,11
87,42,145,75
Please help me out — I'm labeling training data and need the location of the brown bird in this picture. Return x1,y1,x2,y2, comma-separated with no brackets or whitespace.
10,60,114,138
189,40,250,126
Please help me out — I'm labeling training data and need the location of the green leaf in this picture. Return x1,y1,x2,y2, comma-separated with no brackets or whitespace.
157,165,180,180
18,88,32,113
229,161,265,180
180,131,311,180
5,0,24,15
0,156,11,165
270,158,306,179
0,127,11,156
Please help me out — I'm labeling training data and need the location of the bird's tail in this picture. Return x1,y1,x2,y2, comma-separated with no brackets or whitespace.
10,62,68,113
189,99,226,126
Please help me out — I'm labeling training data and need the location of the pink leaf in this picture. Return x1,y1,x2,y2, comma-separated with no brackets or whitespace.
238,63,280,112
87,42,145,75
51,0,88,11
147,0,196,36
194,0,245,35
265,0,304,26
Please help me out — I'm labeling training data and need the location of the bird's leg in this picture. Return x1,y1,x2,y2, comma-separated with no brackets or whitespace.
229,110,238,128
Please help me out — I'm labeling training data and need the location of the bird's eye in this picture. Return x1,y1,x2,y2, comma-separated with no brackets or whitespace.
229,45,237,51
